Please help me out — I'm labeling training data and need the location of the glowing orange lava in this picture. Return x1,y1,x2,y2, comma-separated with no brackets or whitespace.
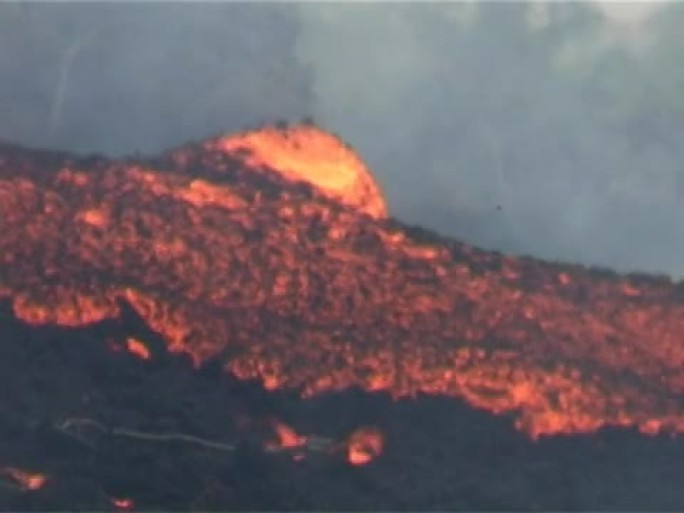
1,466,47,490
5,124,684,438
112,497,135,510
346,428,384,466
126,338,151,360
268,420,307,450
209,123,387,219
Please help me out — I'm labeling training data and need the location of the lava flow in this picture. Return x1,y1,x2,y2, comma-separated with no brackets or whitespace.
4,122,684,438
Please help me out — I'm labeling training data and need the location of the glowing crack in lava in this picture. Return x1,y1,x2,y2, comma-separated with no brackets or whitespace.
5,122,684,438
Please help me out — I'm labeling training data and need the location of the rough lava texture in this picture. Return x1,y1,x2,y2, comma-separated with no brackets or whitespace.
4,123,684,439
5,307,684,511
208,123,387,219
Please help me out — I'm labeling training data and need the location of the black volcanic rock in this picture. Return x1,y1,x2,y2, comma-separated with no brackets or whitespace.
1,305,684,510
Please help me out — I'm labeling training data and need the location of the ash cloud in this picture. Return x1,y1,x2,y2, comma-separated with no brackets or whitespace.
0,3,312,156
296,2,684,277
2,2,684,277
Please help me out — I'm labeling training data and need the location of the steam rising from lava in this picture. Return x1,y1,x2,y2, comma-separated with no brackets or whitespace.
4,122,684,438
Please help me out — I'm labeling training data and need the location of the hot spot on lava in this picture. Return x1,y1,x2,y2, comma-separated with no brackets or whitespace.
346,427,384,466
267,420,308,451
207,122,388,219
111,497,135,511
1,466,47,491
125,337,151,360
263,419,382,466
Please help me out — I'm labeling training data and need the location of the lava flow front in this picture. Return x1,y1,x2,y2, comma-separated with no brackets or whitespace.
3,122,684,438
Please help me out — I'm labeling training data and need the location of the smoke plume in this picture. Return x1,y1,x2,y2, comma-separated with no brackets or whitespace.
1,2,682,276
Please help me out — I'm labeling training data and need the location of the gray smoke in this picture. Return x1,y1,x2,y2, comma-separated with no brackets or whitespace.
1,2,683,277
0,3,311,155
296,2,684,276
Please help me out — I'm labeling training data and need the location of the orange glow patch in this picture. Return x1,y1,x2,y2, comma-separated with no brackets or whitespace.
268,420,307,450
622,283,641,297
126,338,151,360
77,207,109,228
346,427,384,466
176,179,247,211
213,124,387,219
112,498,135,510
557,272,571,285
1,467,47,490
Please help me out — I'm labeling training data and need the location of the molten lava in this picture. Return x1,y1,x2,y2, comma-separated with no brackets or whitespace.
125,337,151,360
268,420,307,450
346,427,384,466
5,122,684,438
112,498,135,510
1,467,47,491
207,123,387,219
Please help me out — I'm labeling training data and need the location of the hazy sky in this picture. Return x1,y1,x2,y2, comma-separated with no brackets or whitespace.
593,1,663,24
1,1,682,278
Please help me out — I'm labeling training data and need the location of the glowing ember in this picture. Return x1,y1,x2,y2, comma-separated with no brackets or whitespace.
209,123,387,219
346,428,384,466
268,420,307,450
112,497,135,510
1,466,47,490
125,337,151,360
